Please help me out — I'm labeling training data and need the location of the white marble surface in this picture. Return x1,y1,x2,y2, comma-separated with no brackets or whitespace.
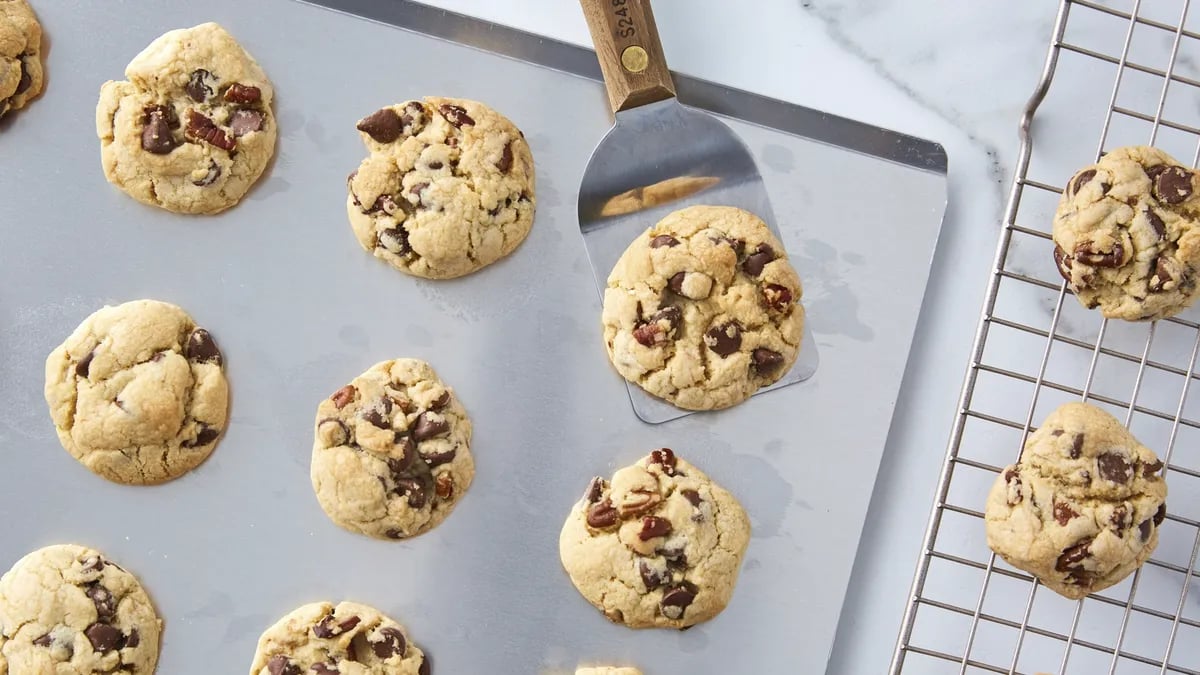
413,0,1062,672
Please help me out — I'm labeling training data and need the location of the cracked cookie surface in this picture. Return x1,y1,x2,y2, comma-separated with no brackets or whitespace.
1052,145,1200,320
347,97,536,279
0,0,43,119
249,601,427,675
0,544,161,674
44,299,229,485
311,358,473,540
601,205,804,410
96,22,276,214
559,449,750,629
985,402,1168,599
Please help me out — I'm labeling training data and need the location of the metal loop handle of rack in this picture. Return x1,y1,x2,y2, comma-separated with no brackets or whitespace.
892,1,1200,673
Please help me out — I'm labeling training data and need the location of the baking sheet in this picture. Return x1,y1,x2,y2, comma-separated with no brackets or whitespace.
0,1,947,673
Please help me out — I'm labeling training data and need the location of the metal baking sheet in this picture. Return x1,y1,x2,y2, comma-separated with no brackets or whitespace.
0,1,948,673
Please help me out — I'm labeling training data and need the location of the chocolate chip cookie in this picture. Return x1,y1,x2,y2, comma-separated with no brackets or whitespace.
310,358,474,540
559,449,751,629
249,601,427,675
0,544,161,674
97,22,276,214
1053,145,1200,320
347,97,536,279
0,0,43,119
985,402,1168,599
43,299,229,485
601,205,804,410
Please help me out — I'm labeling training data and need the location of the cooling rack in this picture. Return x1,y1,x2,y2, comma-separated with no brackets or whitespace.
891,1,1200,673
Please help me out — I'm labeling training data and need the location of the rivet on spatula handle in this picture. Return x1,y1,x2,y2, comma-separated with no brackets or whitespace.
580,0,677,113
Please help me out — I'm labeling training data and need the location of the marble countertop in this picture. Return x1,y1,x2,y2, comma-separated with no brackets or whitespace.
416,0,1063,672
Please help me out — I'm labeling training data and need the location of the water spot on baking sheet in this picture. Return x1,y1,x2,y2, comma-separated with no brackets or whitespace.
743,558,762,571
842,251,865,265
538,182,562,208
677,626,710,652
763,439,783,457
338,324,369,349
760,143,795,174
794,239,875,342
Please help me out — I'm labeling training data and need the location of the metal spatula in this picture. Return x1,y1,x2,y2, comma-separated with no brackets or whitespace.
577,0,819,424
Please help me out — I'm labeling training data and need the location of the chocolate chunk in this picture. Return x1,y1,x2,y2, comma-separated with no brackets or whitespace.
742,243,776,276
1150,256,1175,292
311,664,339,675
397,101,428,136
361,408,390,429
1071,168,1096,196
412,412,450,441
1053,500,1078,526
661,543,688,564
419,656,430,675
186,328,222,365
752,348,785,373
186,69,213,102
660,583,697,620
430,391,451,410
1097,452,1134,483
268,655,302,675
638,516,673,540
639,560,666,590
650,234,680,248
498,141,514,173
681,489,702,507
435,473,454,499
394,477,427,509
379,226,412,256
141,106,179,154
184,423,220,449
585,477,606,503
438,103,474,127
1073,242,1125,268
372,626,407,658
427,160,444,171
586,498,619,529
15,56,30,95
650,448,677,474
1069,434,1084,459
313,614,361,639
76,349,96,378
385,529,404,540
1110,505,1130,534
1146,208,1167,240
704,321,742,357
331,386,357,409
80,555,105,572
763,283,794,312
1055,538,1092,572
633,306,682,347
32,633,52,647
223,83,262,104
1154,502,1167,525
1053,244,1073,282
230,109,264,137
126,628,140,648
1152,165,1193,204
186,110,236,151
1144,459,1164,477
668,272,688,295
1139,519,1153,541
422,448,457,468
85,623,125,652
387,439,416,474
193,160,221,186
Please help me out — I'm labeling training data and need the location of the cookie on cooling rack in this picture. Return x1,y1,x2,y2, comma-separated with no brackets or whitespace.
1052,145,1200,321
985,402,1167,599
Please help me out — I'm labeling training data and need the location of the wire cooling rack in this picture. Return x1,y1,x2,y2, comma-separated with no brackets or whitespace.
890,1,1200,673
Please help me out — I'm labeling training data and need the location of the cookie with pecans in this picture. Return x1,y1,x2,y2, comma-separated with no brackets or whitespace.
44,299,229,485
0,544,161,673
1052,145,1200,320
985,402,1168,599
347,97,536,279
559,449,750,629
249,601,427,675
601,205,804,410
310,358,474,540
0,0,43,119
96,22,276,214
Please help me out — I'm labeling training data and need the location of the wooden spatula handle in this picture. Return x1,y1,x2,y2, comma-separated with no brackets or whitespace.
580,0,676,113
